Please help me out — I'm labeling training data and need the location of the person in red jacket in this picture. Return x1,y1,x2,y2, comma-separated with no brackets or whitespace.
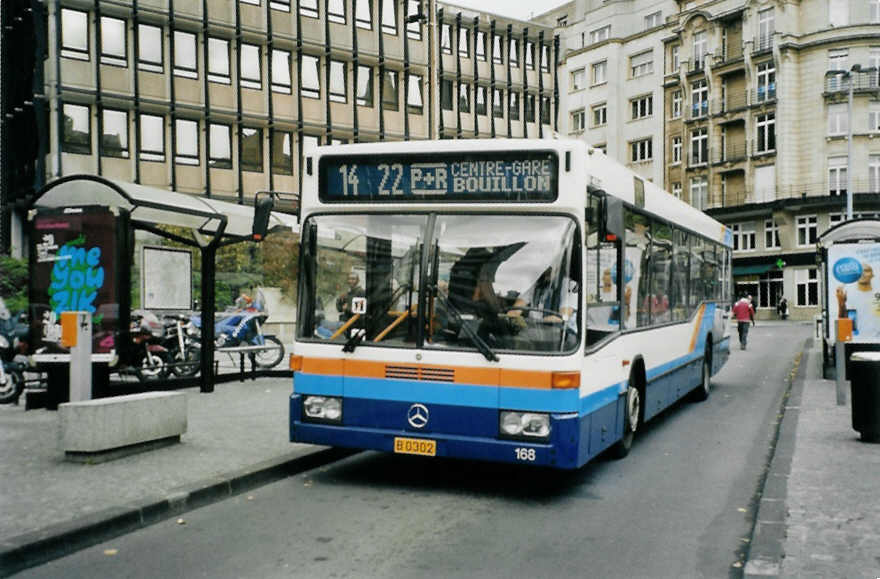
732,294,756,350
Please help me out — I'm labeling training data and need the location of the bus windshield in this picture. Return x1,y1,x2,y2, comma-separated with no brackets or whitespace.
299,213,580,354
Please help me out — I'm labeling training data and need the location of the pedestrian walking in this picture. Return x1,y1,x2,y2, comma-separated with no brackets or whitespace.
732,294,756,350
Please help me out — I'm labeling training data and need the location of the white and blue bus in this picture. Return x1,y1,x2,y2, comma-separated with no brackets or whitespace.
289,139,732,469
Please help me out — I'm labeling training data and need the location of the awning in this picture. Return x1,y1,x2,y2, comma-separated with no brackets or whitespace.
30,174,299,242
733,264,774,276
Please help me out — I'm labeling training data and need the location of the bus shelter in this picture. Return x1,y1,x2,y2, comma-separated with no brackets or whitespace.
818,218,880,379
27,174,298,401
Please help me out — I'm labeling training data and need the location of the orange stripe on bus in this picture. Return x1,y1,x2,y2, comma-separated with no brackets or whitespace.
689,304,706,353
500,369,553,389
344,359,386,378
301,357,343,375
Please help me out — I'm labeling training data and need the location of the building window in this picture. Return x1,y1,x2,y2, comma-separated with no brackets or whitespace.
672,136,682,164
758,270,783,309
630,50,653,78
408,73,424,113
270,0,290,11
138,24,163,72
458,26,469,57
631,138,652,162
525,41,535,70
525,94,536,122
828,48,848,72
139,113,165,161
241,127,263,172
173,31,198,79
476,31,486,61
208,38,230,83
382,70,399,110
756,61,776,102
796,215,818,246
765,219,780,249
62,103,91,154
829,212,844,228
670,45,680,72
571,109,585,132
301,54,320,99
100,16,127,66
690,176,707,210
102,109,128,158
644,11,661,29
61,9,89,60
671,90,681,118
590,25,610,44
328,0,345,24
356,0,371,29
795,268,818,306
240,43,261,89
440,79,453,111
828,103,848,135
693,30,706,69
541,44,550,72
756,113,775,153
871,155,880,193
509,91,520,120
509,37,519,67
542,97,551,125
691,79,708,117
209,124,232,169
592,103,606,127
357,65,373,107
493,89,504,118
570,68,585,91
472,85,485,116
382,0,396,35
330,60,347,103
592,60,607,85
493,34,503,64
829,0,848,26
631,95,653,119
441,24,452,54
271,49,291,93
732,222,756,252
828,157,847,196
691,128,708,165
406,0,421,40
758,8,774,48
300,0,318,18
672,182,682,199
872,0,880,22
458,82,470,113
175,119,199,165
272,130,293,175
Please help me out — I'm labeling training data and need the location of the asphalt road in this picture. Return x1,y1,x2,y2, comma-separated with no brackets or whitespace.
18,323,808,579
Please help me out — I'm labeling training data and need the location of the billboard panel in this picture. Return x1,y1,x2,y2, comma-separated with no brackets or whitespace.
827,243,880,342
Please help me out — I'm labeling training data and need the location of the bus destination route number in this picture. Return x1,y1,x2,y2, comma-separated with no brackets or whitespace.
320,153,558,203
394,437,437,457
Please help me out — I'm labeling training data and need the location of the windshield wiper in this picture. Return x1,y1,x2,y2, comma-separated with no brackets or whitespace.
342,328,366,353
433,287,499,362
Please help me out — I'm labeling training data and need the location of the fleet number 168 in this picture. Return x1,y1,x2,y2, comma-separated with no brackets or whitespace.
514,448,536,461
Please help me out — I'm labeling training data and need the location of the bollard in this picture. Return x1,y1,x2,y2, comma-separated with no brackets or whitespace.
835,341,847,406
61,312,92,402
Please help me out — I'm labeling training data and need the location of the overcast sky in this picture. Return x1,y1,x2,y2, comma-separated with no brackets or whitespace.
445,0,569,22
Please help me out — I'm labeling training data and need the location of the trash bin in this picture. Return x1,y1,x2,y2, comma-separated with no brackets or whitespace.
849,351,880,442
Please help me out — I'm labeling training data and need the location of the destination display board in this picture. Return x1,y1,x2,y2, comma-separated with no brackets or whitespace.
319,151,558,203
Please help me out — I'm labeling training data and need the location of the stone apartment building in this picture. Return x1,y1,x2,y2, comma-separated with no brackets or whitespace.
0,0,556,255
538,0,880,320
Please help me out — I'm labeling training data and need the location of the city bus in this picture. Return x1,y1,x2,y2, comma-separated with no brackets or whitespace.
289,139,732,469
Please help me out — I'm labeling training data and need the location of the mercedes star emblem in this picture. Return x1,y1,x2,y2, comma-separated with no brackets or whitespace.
407,403,429,429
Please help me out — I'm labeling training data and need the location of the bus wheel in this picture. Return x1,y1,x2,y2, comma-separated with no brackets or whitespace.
610,378,640,459
691,352,711,402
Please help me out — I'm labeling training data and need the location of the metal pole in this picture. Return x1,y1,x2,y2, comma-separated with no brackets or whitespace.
847,70,854,221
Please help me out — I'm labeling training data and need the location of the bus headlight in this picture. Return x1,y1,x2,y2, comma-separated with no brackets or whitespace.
499,411,550,441
303,395,342,423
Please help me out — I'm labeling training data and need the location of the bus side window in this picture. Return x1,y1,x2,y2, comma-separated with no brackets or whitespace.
585,194,620,345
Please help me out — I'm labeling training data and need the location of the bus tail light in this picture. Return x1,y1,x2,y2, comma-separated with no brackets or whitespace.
499,411,550,441
303,396,342,423
289,355,303,371
551,371,580,389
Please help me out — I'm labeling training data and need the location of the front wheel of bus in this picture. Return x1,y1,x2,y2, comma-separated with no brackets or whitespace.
610,379,640,459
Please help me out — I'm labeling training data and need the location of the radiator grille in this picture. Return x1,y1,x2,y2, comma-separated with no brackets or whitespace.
385,365,455,382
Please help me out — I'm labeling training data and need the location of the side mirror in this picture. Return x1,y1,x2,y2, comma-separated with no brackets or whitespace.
252,193,275,241
603,195,624,242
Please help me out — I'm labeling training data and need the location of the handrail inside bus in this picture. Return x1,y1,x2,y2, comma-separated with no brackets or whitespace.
330,314,361,340
373,307,413,342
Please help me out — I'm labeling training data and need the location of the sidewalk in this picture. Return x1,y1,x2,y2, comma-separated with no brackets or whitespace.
745,337,880,578
1,337,878,578
0,377,346,577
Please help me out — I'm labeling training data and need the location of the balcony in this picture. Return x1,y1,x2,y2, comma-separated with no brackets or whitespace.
713,142,747,164
751,85,777,105
824,70,880,95
688,59,707,76
714,90,748,114
689,100,709,120
752,36,773,55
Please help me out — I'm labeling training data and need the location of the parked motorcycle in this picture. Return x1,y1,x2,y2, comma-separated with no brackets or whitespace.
0,298,27,404
130,310,171,381
162,313,201,377
191,308,285,369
